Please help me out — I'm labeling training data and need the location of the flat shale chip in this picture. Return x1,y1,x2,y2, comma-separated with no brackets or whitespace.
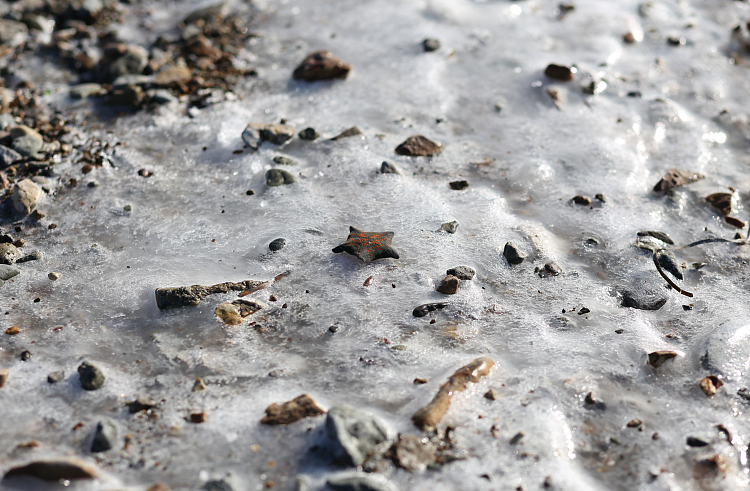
653,168,704,192
648,351,678,369
705,193,733,216
544,63,574,81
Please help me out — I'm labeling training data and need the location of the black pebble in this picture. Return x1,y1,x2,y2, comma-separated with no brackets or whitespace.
503,242,526,265
91,420,118,453
78,361,105,390
269,238,286,252
47,370,64,383
446,266,475,280
423,38,441,52
413,302,449,317
298,127,319,140
449,180,469,190
686,436,708,447
380,161,400,174
20,350,31,361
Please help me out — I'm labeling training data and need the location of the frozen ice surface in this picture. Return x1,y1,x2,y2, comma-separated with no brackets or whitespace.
3,0,750,490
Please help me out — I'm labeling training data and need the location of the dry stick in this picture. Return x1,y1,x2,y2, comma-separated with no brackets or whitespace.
653,253,693,297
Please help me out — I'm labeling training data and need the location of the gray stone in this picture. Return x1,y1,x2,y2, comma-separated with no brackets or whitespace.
269,238,286,251
12,135,43,158
155,280,267,309
390,434,435,471
16,250,42,263
657,249,683,280
637,230,674,245
0,265,20,280
326,404,391,466
543,261,563,276
112,74,151,87
299,127,319,140
0,113,15,130
91,419,117,452
13,178,42,214
438,221,458,234
0,19,28,47
47,371,64,383
446,266,475,280
242,123,295,150
327,473,396,491
330,126,362,141
621,290,667,311
273,156,298,166
0,144,21,168
503,241,526,265
78,361,105,390
423,38,441,52
148,89,177,104
266,168,296,186
184,2,227,24
106,46,148,82
0,243,21,265
0,279,4,288
69,83,105,99
436,275,459,294
380,161,400,174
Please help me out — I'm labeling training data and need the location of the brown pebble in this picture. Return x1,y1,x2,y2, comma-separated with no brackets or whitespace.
725,216,745,228
190,412,207,423
572,195,592,206
0,368,8,388
705,192,733,216
699,375,723,397
4,457,100,480
626,418,642,428
653,168,704,192
436,275,459,295
414,378,428,385
395,135,442,157
623,32,637,44
293,51,351,81
363,275,374,286
647,350,678,369
146,484,172,491
5,326,20,335
544,63,574,81
260,394,325,425
484,388,498,401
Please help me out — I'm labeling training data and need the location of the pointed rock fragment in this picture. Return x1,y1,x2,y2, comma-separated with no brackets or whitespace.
395,135,441,156
653,168,704,192
261,394,325,425
293,51,351,81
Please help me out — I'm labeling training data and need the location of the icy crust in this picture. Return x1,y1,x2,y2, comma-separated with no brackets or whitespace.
3,0,750,490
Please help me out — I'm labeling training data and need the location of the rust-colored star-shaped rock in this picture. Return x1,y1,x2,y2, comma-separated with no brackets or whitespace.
332,227,400,263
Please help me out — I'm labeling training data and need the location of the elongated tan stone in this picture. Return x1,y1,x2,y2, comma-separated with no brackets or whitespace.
12,178,41,214
412,357,494,431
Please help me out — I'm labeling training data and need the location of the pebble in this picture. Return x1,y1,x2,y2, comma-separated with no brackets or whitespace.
390,434,436,471
299,127,320,140
484,388,498,400
449,180,469,190
705,192,733,216
446,266,475,280
78,361,105,390
20,350,31,361
153,66,192,86
47,371,64,383
413,302,449,317
330,126,363,140
572,195,592,206
647,351,678,369
242,123,295,150
0,368,8,388
11,126,43,157
155,279,268,309
686,436,708,447
214,303,242,325
395,135,442,157
544,63,574,81
438,221,458,234
327,473,396,491
423,38,441,52
436,275,459,295
0,144,22,168
190,412,207,423
266,168,297,186
503,242,526,265
148,89,177,105
0,19,28,47
0,265,20,280
272,156,298,166
112,74,151,87
0,243,21,264
48,272,60,281
293,51,352,81
269,238,286,251
653,168,704,192
699,375,723,397
326,404,391,466
91,420,118,452
543,262,563,276
6,326,20,335
636,231,674,245
3,457,99,480
13,179,42,215
725,216,746,228
108,85,144,106
16,250,42,263
621,290,667,311
261,394,326,425
105,45,149,82
69,83,105,99
656,250,683,280
193,377,207,392
380,161,400,174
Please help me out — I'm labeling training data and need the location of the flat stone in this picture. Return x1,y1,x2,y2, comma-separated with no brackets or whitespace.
0,243,21,265
412,302,449,317
621,291,667,310
423,38,441,52
326,404,391,466
269,238,286,251
0,19,28,47
293,51,351,81
503,242,526,265
380,161,400,174
153,66,192,86
242,123,295,150
11,129,43,157
214,303,242,325
261,394,326,425
656,249,683,280
438,221,458,234
4,457,99,480
0,144,22,168
436,275,459,294
266,168,297,186
47,371,64,383
653,168,704,192
330,126,363,141
148,89,177,105
272,156,298,166
636,231,674,245
78,361,105,390
327,474,396,491
390,434,436,471
647,351,678,369
13,178,41,214
299,127,320,140
395,135,441,156
155,279,267,309
0,265,20,280
446,266,475,280
705,192,733,216
572,195,592,205
91,419,118,452
69,83,105,99
544,63,574,81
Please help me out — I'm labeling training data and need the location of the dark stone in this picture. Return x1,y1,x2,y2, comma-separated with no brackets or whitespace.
594,193,607,202
332,227,399,263
127,396,156,413
78,361,105,390
413,302,449,317
47,371,64,383
293,51,351,81
0,144,21,169
423,38,441,52
446,266,475,280
299,127,320,140
438,221,458,234
627,91,642,97
686,436,708,447
544,63,574,81
395,135,441,156
107,85,144,106
380,161,400,174
261,394,325,425
572,195,592,206
269,238,286,252
330,126,363,141
16,250,42,263
653,168,704,192
204,476,236,491
543,262,563,276
726,216,746,228
621,292,667,310
266,168,297,187
3,458,99,481
272,156,297,166
503,242,526,265
637,231,674,244
667,36,686,46
243,124,295,150
705,193,733,216
20,350,31,361
91,420,117,452
436,275,459,295
657,250,683,280
449,180,469,190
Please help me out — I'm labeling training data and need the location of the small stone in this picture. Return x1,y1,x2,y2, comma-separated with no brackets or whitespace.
509,432,525,445
266,168,297,186
687,436,709,447
330,126,363,141
667,36,686,46
214,303,242,325
332,227,399,262
578,307,590,315
153,66,192,86
0,243,21,265
16,250,42,263
124,205,132,211
47,371,64,383
11,126,43,157
91,420,118,452
653,168,704,192
149,89,177,105
112,74,152,87
647,351,678,369
269,238,286,251
0,144,22,168
293,51,351,81
390,434,436,471
413,378,427,384
572,195,592,206
622,291,667,311
726,216,746,228
48,272,60,281
0,368,8,388
3,457,99,481
272,156,298,166
69,83,105,99
595,193,607,202
190,412,207,423
705,193,734,216
326,404,391,466
438,221,459,234
0,20,28,47
544,63,574,81
193,377,207,392
503,242,526,265
105,46,148,82
0,265,19,281
127,395,157,413
329,325,341,333
78,361,105,390
395,135,442,156
449,180,469,190
326,474,395,491
542,262,563,276
623,32,637,43
446,266,475,280
204,474,238,491
413,302,449,317
107,85,144,106
243,123,295,150
20,350,31,361
422,38,441,52
380,161,400,174
700,375,723,397
436,275,459,294
636,231,674,245
5,326,20,335
261,394,326,425
626,419,642,428
485,388,498,401
298,127,320,140
656,250,683,280
183,2,227,24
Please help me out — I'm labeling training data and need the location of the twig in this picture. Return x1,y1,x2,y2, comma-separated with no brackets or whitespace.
653,253,693,297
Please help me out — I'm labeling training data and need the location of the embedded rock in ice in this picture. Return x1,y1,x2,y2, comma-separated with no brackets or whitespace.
91,419,118,452
0,243,21,265
0,144,21,168
266,168,297,186
261,394,326,425
325,404,392,466
503,241,526,265
388,434,436,471
3,457,99,481
702,319,750,384
78,361,105,390
155,280,267,309
394,135,441,157
293,51,351,81
242,123,295,150
12,178,41,215
652,168,704,192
